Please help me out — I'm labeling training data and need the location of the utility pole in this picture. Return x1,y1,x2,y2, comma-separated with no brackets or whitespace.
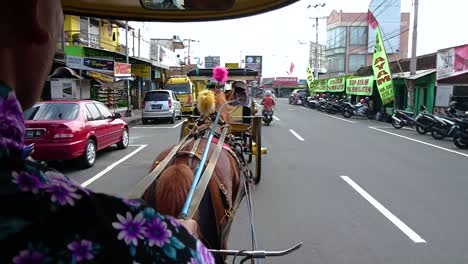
308,3,326,80
407,0,419,111
309,16,327,79
184,38,200,65
125,21,132,116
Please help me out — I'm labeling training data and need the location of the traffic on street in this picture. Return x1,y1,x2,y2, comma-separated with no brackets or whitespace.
2,0,468,263
58,98,468,263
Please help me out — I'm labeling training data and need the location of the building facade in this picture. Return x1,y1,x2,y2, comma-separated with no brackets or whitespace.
323,6,410,79
309,42,327,73
53,16,169,110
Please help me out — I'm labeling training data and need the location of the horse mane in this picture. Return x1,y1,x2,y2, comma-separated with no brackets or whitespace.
214,89,234,122
197,89,233,122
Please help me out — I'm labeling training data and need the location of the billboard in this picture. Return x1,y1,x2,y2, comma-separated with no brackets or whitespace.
437,44,468,80
245,55,263,83
205,56,221,68
274,77,298,87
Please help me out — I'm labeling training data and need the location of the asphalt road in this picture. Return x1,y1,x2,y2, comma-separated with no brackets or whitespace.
59,98,468,264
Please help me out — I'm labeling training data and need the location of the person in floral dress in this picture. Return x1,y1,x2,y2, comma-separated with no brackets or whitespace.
0,1,214,263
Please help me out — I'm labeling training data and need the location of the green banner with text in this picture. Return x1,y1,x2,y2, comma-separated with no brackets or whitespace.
346,76,373,95
306,64,314,94
314,79,328,92
372,27,395,105
327,77,346,92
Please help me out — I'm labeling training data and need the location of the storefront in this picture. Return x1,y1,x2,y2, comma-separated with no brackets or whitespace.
273,77,298,97
435,44,468,114
392,70,436,114
66,56,133,109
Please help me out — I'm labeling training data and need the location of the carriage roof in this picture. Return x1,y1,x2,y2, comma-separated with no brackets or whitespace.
61,0,299,22
186,68,258,82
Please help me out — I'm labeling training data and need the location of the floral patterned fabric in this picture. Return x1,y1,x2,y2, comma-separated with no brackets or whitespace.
0,83,215,263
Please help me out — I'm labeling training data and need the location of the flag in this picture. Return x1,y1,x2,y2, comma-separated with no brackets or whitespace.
368,10,379,30
290,62,295,74
306,64,315,94
372,27,395,105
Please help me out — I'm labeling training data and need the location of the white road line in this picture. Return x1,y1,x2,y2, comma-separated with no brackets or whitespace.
369,126,468,159
321,113,357,123
341,176,426,244
81,145,148,187
372,126,414,131
289,129,305,141
273,116,280,121
134,122,183,129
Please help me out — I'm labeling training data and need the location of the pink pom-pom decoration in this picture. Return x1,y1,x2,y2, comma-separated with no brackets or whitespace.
212,66,229,83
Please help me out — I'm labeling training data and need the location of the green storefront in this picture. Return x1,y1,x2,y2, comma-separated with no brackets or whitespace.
392,70,436,115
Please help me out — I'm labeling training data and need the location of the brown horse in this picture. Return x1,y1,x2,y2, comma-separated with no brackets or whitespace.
142,89,244,263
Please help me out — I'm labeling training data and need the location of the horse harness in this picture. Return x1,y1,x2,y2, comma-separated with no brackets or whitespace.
130,116,251,246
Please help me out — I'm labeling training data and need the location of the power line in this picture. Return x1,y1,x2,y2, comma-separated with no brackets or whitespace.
325,0,390,46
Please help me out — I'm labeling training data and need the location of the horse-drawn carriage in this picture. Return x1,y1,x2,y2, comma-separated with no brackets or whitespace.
182,68,265,184
61,1,302,263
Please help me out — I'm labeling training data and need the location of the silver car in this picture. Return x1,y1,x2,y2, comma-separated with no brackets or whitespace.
142,90,182,124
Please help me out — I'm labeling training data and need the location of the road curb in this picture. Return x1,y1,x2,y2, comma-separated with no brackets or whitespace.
125,118,141,127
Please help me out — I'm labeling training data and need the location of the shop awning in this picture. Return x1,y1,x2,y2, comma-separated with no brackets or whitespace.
392,69,436,80
48,67,84,80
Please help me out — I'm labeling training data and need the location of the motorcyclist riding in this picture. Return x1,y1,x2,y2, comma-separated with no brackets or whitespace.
261,90,276,112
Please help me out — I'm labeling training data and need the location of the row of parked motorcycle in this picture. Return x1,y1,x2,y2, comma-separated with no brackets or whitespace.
391,103,468,149
302,95,468,149
304,95,375,119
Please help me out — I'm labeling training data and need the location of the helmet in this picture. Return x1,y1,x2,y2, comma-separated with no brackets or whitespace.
365,97,370,101
265,90,272,96
449,101,457,108
359,99,365,104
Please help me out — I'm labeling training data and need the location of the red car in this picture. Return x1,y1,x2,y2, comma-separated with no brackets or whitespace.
23,100,129,168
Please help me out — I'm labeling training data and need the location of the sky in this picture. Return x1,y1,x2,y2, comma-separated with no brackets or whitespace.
145,0,468,79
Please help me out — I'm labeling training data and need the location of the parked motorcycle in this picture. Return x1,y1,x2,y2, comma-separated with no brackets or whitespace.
412,106,438,135
305,95,320,109
342,97,374,119
430,115,459,140
452,113,468,149
325,98,347,114
262,109,274,126
392,109,416,129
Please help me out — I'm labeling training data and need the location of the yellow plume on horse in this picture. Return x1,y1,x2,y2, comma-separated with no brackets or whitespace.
197,90,216,116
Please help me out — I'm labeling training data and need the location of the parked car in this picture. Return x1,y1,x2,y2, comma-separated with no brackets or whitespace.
289,89,309,104
23,100,129,168
142,90,182,124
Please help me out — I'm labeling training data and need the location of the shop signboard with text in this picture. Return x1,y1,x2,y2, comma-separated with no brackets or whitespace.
314,79,328,92
346,76,373,95
132,65,151,79
437,44,468,80
327,77,346,92
66,56,114,74
274,77,298,87
114,63,132,77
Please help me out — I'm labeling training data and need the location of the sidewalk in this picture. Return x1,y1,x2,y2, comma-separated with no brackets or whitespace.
115,108,142,127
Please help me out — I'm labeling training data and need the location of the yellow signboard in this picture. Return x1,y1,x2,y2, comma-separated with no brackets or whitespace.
132,65,151,78
88,71,114,83
225,63,239,69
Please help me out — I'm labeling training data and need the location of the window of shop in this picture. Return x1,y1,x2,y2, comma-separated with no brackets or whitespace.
327,27,346,49
348,54,366,73
350,27,367,46
452,86,468,111
327,54,345,73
